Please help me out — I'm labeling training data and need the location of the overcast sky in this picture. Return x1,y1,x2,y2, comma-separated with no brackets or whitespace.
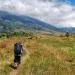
0,0,75,27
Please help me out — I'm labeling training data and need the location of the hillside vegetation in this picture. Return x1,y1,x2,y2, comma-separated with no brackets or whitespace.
0,35,75,75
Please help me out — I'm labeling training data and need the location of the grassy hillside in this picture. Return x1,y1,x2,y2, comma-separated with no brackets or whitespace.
1,11,70,34
0,35,75,75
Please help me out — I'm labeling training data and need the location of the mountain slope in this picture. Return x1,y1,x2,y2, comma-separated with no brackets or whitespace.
0,11,75,33
0,11,62,34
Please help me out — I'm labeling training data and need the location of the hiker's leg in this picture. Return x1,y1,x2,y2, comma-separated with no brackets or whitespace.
17,56,21,64
14,56,16,63
14,56,18,63
19,56,21,64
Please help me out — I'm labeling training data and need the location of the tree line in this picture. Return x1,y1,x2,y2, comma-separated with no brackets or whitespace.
0,32,33,38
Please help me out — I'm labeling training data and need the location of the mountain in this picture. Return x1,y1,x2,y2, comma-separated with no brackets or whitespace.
0,11,75,34
0,11,62,34
60,27,75,33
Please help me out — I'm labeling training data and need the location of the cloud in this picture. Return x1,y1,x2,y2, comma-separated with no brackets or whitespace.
0,0,75,27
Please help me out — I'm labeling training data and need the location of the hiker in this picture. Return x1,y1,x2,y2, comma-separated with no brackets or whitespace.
14,42,23,65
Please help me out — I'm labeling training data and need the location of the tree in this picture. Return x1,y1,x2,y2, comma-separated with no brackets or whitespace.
65,32,70,40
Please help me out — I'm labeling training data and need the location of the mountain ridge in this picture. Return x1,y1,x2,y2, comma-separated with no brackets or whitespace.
0,11,75,33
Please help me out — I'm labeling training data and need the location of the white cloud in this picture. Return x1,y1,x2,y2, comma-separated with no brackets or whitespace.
0,0,75,27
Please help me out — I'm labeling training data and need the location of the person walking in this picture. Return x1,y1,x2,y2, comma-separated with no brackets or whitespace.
14,42,23,66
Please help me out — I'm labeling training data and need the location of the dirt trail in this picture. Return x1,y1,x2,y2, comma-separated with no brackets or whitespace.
9,47,30,75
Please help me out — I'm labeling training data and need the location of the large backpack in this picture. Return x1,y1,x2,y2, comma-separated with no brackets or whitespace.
14,43,22,55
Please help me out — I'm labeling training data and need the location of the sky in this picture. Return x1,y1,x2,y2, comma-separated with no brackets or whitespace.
0,0,75,27
68,0,75,5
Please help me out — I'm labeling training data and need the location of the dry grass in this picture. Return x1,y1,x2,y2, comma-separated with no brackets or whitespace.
0,35,75,75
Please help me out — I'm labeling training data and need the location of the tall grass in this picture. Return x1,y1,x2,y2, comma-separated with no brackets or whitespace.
0,35,75,75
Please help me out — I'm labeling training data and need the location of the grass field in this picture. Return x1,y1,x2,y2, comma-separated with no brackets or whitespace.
0,35,75,75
